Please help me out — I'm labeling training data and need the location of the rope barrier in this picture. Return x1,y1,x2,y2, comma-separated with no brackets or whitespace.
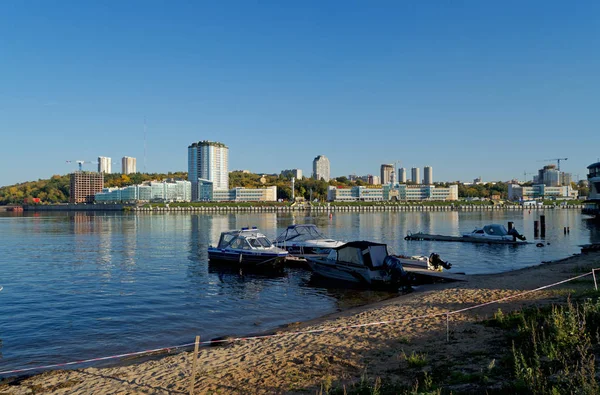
0,270,596,377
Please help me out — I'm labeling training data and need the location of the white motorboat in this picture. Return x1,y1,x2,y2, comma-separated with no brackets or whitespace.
306,241,409,289
393,253,451,271
274,224,344,258
208,228,288,269
463,224,526,242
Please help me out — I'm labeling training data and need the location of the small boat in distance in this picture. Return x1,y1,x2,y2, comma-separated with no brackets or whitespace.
463,224,526,242
306,241,410,289
274,224,344,258
208,228,288,269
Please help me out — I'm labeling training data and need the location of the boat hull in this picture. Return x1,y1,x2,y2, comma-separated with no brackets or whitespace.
207,248,287,267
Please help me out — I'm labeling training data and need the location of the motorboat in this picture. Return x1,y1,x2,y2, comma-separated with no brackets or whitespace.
274,224,344,258
208,228,288,269
393,252,451,272
306,241,410,288
463,224,526,242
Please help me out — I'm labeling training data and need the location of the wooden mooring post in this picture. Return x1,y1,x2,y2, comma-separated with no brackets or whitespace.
189,335,200,395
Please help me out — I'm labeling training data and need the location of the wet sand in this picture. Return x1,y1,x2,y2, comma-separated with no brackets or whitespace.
2,252,599,394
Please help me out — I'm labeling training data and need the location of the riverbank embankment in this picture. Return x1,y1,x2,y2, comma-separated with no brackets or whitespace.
22,203,585,213
3,251,599,394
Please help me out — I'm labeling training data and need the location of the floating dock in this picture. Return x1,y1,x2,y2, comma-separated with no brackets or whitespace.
405,232,529,245
403,266,468,282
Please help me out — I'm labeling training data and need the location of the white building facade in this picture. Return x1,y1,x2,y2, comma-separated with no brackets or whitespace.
122,156,137,174
95,180,192,203
98,156,112,174
313,155,330,181
507,184,579,201
188,141,229,200
327,184,458,202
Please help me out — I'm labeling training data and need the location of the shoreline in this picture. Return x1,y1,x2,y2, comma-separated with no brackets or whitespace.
3,251,599,394
18,203,585,213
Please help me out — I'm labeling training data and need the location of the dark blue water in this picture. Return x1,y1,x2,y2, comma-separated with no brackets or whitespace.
0,210,598,374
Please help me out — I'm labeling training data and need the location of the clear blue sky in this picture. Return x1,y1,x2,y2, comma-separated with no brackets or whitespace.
1,1,599,187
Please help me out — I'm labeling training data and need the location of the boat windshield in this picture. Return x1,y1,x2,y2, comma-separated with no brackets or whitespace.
276,225,325,242
247,237,273,249
483,225,508,236
257,237,272,247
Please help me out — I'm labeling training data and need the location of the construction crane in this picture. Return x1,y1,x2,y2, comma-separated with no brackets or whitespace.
66,160,97,171
538,158,568,171
523,171,535,182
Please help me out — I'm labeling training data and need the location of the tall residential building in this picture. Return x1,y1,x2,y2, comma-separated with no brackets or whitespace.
380,164,394,185
398,168,407,183
537,165,560,187
122,156,137,174
188,141,229,200
313,155,330,181
411,167,420,184
98,156,112,174
424,166,433,185
70,172,104,203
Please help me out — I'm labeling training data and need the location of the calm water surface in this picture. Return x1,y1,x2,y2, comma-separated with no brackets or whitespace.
0,210,599,374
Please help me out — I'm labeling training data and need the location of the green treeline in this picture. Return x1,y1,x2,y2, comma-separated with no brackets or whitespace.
0,170,568,205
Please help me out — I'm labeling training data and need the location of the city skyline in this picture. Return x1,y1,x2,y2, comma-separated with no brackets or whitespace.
1,2,599,187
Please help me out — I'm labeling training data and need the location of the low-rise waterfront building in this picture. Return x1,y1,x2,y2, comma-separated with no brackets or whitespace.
95,180,192,203
508,183,579,201
327,184,458,202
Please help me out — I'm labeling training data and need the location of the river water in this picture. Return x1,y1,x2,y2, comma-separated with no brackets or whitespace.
0,210,599,374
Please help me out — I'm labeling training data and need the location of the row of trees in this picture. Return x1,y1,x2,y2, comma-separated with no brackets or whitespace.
0,171,590,205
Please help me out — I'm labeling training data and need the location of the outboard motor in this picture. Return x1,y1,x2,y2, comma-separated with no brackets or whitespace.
507,227,527,241
429,253,452,270
383,255,411,285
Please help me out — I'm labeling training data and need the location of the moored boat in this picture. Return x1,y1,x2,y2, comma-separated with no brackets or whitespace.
208,228,288,269
463,224,526,242
393,252,451,271
274,224,344,258
306,241,410,289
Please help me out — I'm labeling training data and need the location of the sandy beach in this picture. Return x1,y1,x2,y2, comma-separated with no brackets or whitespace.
2,251,599,394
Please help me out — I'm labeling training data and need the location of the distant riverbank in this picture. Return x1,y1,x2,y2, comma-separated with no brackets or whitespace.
21,202,585,213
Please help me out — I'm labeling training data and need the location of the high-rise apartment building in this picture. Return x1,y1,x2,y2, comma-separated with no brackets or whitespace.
411,167,420,184
424,166,433,185
122,156,137,174
380,164,394,185
98,156,112,174
398,168,407,183
188,141,229,200
70,172,104,203
313,155,330,181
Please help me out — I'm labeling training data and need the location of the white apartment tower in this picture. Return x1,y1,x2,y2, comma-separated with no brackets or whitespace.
313,155,330,181
122,157,137,174
411,167,420,184
424,166,433,185
98,156,112,174
188,141,229,199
